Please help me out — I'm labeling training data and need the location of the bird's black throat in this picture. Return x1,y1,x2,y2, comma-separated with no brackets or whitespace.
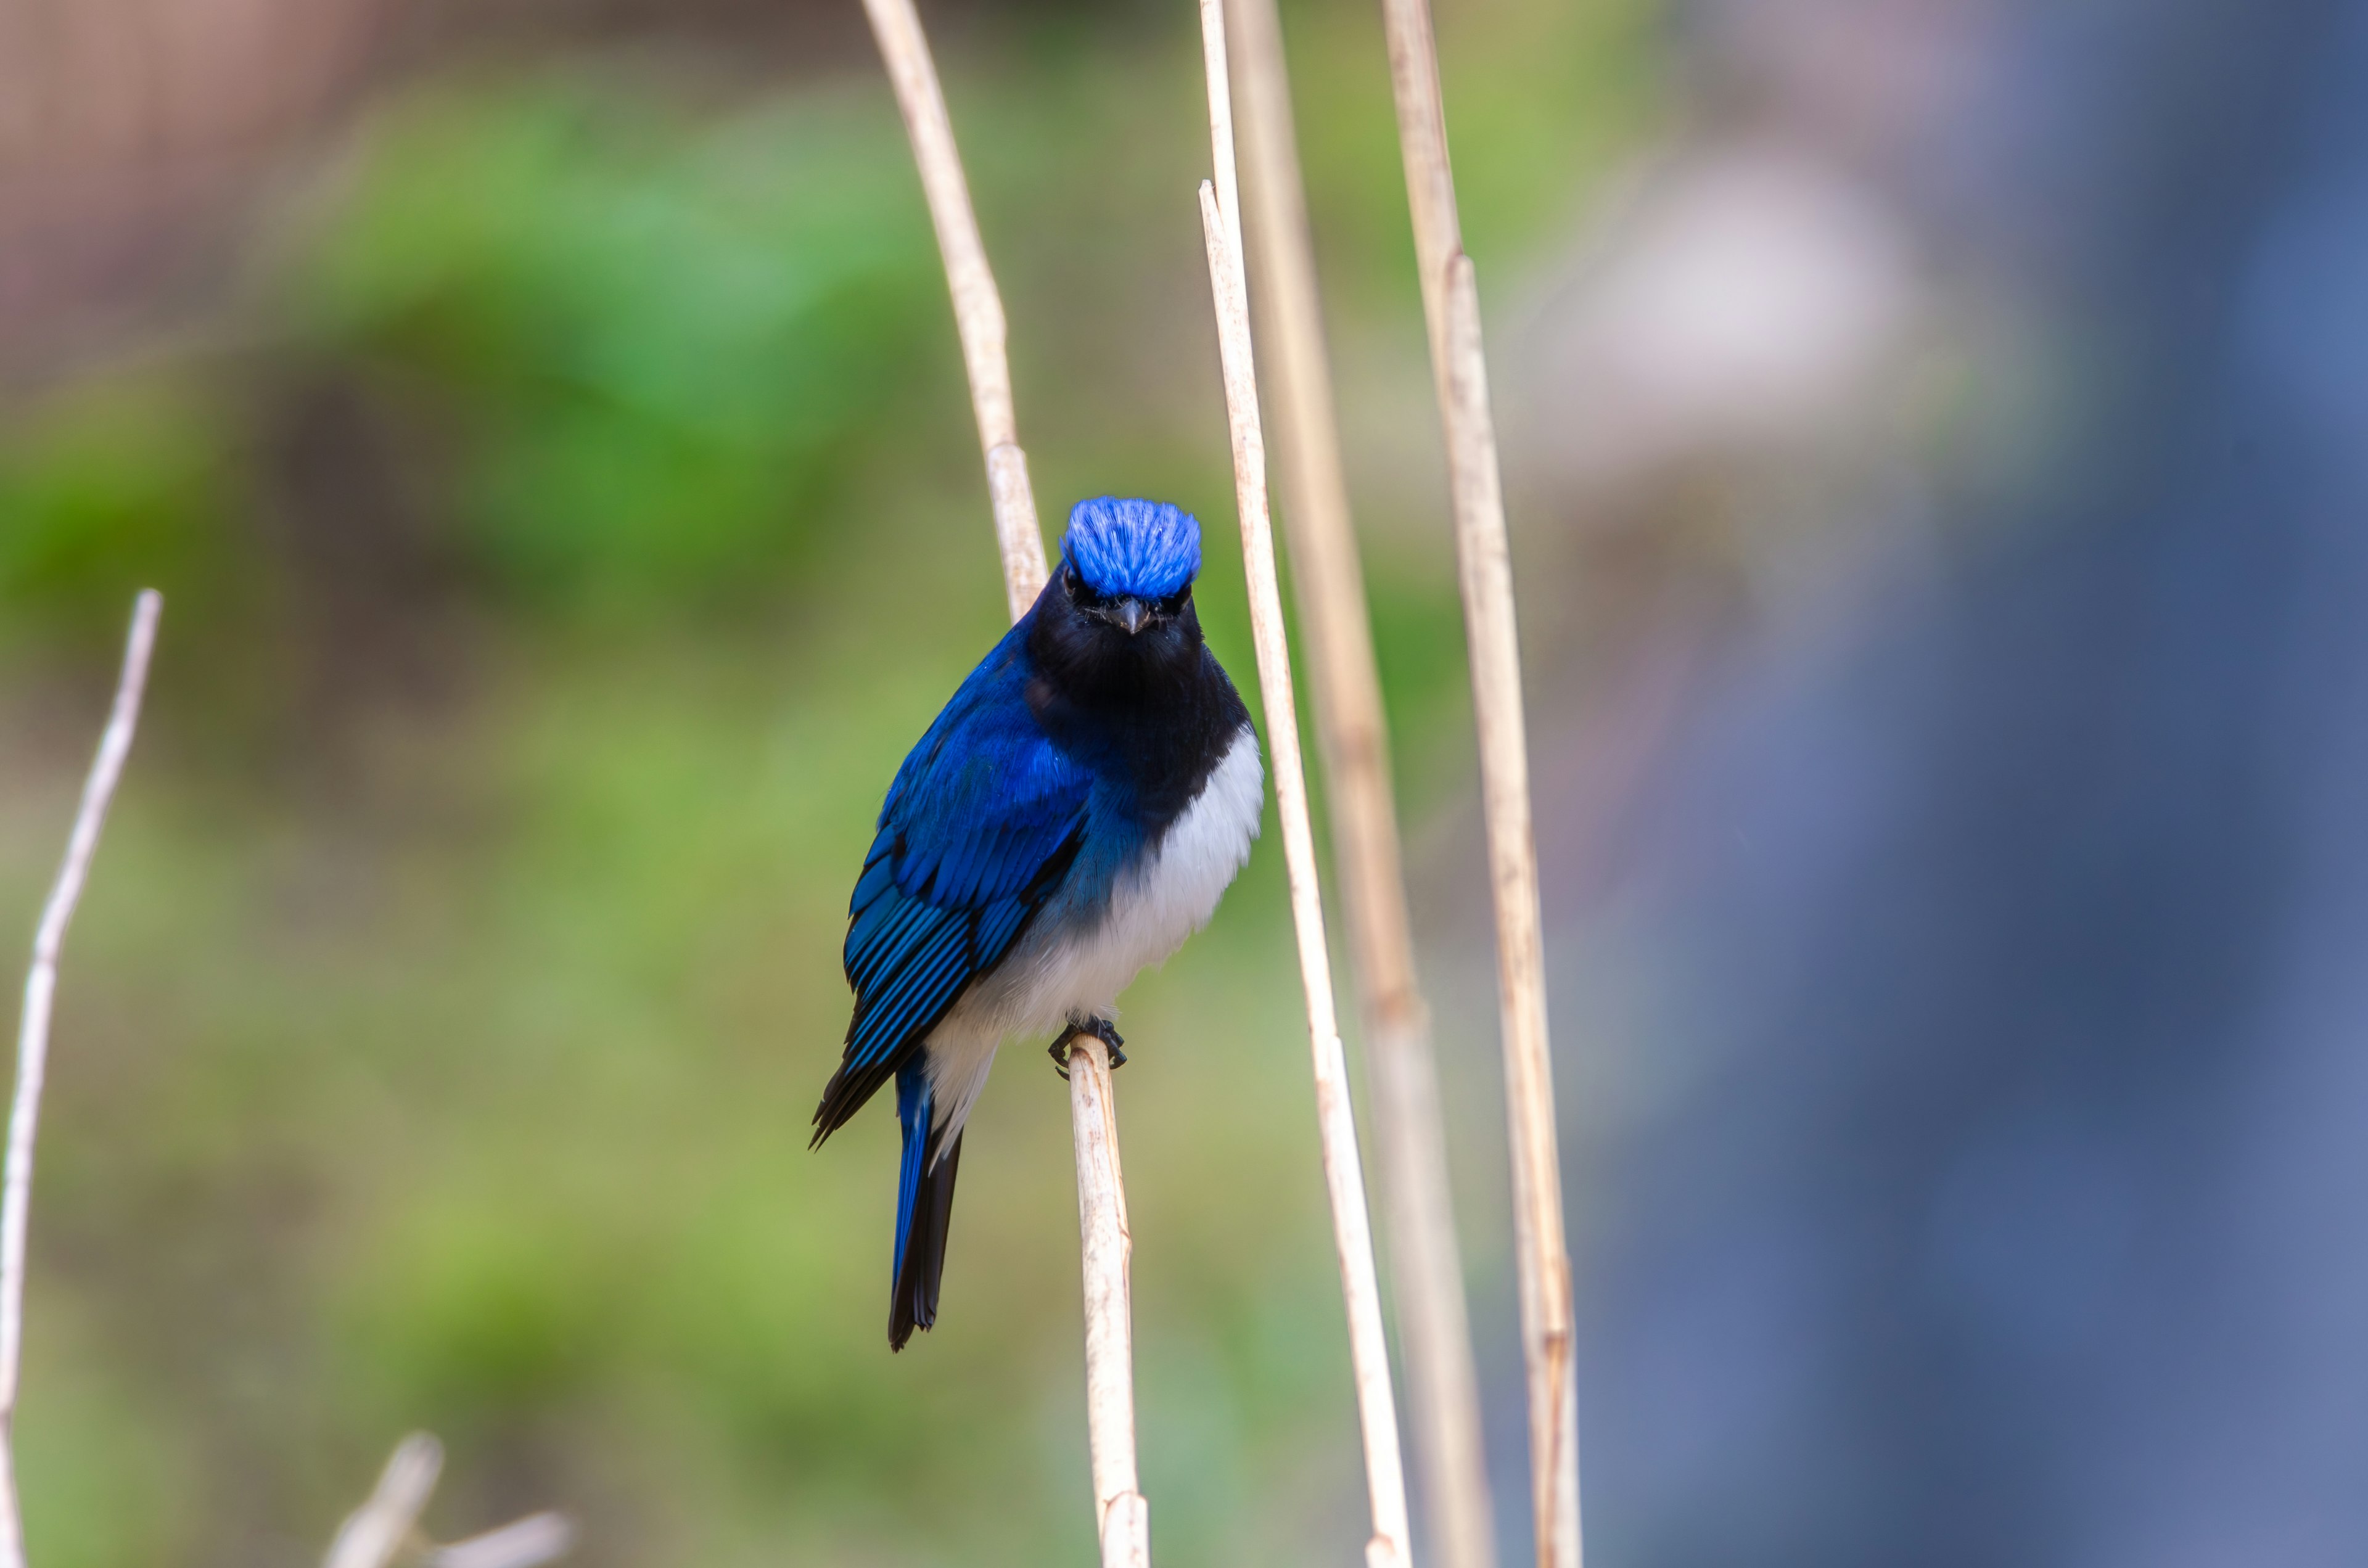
1025,570,1252,837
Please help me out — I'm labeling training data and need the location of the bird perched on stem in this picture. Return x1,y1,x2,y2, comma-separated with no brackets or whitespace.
813,496,1262,1349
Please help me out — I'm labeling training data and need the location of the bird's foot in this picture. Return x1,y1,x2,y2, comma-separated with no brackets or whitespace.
1048,1017,1127,1080
1048,1023,1082,1081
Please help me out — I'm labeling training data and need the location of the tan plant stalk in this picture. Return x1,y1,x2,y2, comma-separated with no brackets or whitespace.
324,1434,575,1568
1199,182,1412,1568
0,591,161,1568
1067,1034,1148,1567
858,3,1149,1563
860,0,1049,619
1376,2,1581,1561
323,1435,443,1568
1197,5,1413,1561
424,1513,577,1568
1220,0,1497,1561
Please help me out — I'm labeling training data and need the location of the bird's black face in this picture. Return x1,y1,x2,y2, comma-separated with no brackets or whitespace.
1061,562,1190,639
1030,562,1204,707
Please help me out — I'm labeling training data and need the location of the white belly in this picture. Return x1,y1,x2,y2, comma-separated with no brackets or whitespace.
923,726,1263,1139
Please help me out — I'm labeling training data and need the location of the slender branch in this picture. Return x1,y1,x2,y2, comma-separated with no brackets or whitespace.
0,590,162,1568
1196,10,1412,1560
1378,0,1459,390
0,607,577,1568
325,1435,575,1568
1376,4,1581,1561
1441,261,1577,1567
1068,1036,1148,1568
1199,176,1412,1568
324,1435,444,1568
1220,1,1496,1562
424,1513,576,1568
859,0,1050,618
860,6,1148,1563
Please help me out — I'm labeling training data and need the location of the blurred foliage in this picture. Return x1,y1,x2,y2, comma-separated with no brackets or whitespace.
0,1,1658,1564
287,79,941,609
3,78,946,644
0,376,253,651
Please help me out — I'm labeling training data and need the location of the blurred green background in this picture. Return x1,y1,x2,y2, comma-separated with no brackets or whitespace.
0,0,1653,1562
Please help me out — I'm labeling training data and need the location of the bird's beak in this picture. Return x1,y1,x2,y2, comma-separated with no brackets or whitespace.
1113,597,1149,634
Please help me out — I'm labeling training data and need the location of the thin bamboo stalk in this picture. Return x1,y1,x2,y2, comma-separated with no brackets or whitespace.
858,5,1147,1564
0,591,161,1568
1220,0,1496,1562
1376,3,1580,1561
1196,8,1412,1561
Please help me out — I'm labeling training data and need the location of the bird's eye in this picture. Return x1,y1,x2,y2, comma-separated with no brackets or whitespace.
1157,591,1188,616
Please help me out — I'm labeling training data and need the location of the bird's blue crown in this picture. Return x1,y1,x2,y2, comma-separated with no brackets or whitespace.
1061,497,1202,601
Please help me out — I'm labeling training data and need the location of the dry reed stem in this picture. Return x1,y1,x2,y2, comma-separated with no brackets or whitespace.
1067,1036,1148,1568
1199,176,1411,1568
1065,1049,1147,1566
860,4,1146,1562
1220,0,1495,1561
1378,3,1580,1558
0,591,161,1568
425,1514,577,1568
860,0,1049,615
1441,260,1577,1566
1198,10,1413,1554
324,1435,444,1568
325,1435,574,1568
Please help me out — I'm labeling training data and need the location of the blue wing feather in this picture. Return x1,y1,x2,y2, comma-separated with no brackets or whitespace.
813,617,1090,1143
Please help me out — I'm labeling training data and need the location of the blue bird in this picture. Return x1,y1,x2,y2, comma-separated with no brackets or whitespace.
813,496,1263,1349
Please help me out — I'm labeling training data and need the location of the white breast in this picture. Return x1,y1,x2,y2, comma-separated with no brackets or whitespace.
923,726,1264,1139
1064,724,1265,1016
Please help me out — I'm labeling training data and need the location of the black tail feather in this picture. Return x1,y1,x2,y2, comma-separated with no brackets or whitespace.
889,1131,963,1350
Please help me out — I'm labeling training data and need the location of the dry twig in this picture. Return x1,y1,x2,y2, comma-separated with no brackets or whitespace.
1196,6,1412,1561
425,1513,577,1568
1067,1035,1149,1568
859,3,1148,1563
1220,0,1495,1561
0,591,162,1568
0,599,575,1568
324,1434,575,1568
323,1435,445,1568
1377,2,1581,1561
860,0,1048,615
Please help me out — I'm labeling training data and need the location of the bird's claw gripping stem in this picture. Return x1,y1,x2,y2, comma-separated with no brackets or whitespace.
1049,1017,1127,1080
